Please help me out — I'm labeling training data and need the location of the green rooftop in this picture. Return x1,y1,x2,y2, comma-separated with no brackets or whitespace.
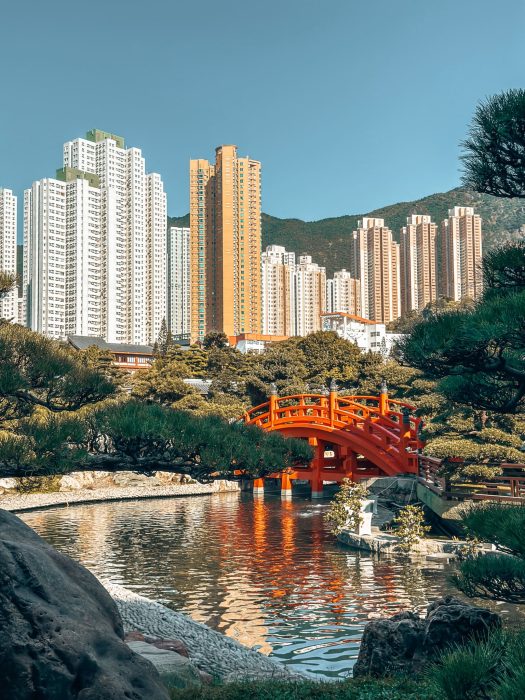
86,129,125,148
56,167,100,188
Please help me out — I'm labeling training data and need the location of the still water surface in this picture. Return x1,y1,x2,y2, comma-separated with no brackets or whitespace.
22,492,466,679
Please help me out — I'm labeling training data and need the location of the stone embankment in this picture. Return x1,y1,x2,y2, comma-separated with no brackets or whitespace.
336,499,493,558
0,471,240,513
105,582,302,682
337,529,481,557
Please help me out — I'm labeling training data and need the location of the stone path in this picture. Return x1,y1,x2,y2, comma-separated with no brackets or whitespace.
105,582,303,682
0,481,239,513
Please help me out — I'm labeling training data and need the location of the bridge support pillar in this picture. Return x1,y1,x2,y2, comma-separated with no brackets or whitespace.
342,452,358,480
310,439,324,498
281,472,292,498
311,477,324,498
253,478,265,495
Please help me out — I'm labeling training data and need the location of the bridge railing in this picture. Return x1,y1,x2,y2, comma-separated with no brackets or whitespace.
244,394,422,441
418,455,525,503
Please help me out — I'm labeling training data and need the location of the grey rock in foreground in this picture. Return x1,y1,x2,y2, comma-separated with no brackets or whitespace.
353,595,501,678
0,508,169,700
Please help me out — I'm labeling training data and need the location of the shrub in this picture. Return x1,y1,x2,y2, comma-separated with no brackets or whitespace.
497,673,525,700
325,478,369,536
453,536,483,562
453,553,525,603
427,630,525,700
15,475,62,494
169,677,433,700
426,632,505,700
461,503,525,558
496,630,525,698
391,505,430,553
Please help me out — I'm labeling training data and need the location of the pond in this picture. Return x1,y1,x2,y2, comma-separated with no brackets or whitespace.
20,491,483,680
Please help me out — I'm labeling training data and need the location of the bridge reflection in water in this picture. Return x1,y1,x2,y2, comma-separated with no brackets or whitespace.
20,492,468,679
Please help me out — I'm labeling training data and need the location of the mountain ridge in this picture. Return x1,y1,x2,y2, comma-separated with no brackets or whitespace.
169,186,525,276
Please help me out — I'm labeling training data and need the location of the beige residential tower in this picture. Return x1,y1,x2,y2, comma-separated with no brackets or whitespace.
400,214,437,315
439,206,483,301
350,218,400,323
190,145,261,341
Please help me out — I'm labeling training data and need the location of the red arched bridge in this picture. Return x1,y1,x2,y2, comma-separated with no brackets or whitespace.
242,383,423,498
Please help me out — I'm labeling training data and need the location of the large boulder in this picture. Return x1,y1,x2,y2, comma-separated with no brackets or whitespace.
0,477,17,494
353,595,501,678
0,508,169,700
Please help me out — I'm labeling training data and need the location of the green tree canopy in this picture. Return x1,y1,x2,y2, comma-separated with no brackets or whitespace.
461,89,525,199
0,271,17,303
0,324,116,418
0,320,311,480
83,400,312,481
203,331,229,349
399,242,525,415
155,318,176,356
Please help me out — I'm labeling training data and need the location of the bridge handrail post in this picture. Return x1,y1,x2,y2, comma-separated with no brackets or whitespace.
400,406,413,471
329,379,338,427
379,379,388,416
269,384,278,426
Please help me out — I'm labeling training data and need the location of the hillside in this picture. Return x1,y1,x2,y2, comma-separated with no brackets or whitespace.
169,187,525,276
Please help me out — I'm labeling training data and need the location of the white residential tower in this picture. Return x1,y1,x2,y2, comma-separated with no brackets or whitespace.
23,130,167,343
0,188,17,322
168,226,191,340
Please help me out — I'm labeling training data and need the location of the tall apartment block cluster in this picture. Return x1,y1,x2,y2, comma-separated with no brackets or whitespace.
1,132,484,349
260,208,483,335
261,247,326,336
22,130,167,344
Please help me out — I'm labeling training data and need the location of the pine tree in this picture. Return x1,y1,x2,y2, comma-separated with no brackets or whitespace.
156,318,169,356
461,89,525,199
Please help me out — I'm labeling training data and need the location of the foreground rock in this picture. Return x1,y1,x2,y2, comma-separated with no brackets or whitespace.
353,595,501,678
0,508,169,700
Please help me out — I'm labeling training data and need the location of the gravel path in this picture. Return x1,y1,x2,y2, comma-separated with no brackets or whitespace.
0,481,240,513
104,582,303,682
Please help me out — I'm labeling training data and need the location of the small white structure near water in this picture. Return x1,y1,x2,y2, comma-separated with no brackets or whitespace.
346,498,377,536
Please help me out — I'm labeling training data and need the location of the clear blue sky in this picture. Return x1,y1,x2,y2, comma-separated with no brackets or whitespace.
1,0,523,227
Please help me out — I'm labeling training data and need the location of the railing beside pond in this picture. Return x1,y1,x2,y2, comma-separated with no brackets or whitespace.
418,455,525,503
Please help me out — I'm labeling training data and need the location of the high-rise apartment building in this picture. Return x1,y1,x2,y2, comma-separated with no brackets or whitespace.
294,255,326,336
189,145,261,342
261,245,327,337
326,269,361,316
0,188,17,322
261,245,295,336
350,218,400,323
168,226,191,340
400,215,437,315
23,130,167,343
439,207,483,301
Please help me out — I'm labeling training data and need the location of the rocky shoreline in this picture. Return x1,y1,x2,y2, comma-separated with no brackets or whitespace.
0,479,240,513
104,581,303,682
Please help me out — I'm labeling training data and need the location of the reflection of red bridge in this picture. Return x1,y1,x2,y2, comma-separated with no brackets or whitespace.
243,384,423,497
